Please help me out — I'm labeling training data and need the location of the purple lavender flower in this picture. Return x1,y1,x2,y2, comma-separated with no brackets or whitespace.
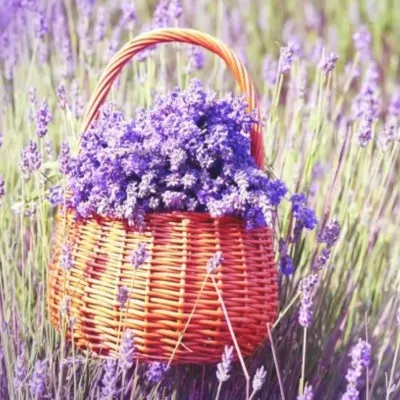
0,175,5,200
34,9,48,39
145,362,170,384
14,348,27,388
58,141,72,175
279,239,294,275
262,54,278,88
267,180,287,206
130,243,148,269
298,383,314,400
169,0,183,19
353,25,372,60
291,194,317,230
216,345,234,382
0,131,3,147
35,100,52,138
313,247,331,270
252,365,267,393
48,185,64,206
60,242,73,271
342,339,371,400
318,217,341,248
206,251,223,274
279,41,298,74
299,273,319,328
100,358,118,399
389,87,400,118
56,84,68,110
121,2,136,30
28,359,47,399
20,140,42,181
94,6,108,41
60,295,70,317
44,139,53,156
117,286,129,308
319,51,339,75
119,329,135,372
187,46,205,71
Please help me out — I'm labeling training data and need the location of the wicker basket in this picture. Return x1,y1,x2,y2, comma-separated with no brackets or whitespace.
48,28,278,364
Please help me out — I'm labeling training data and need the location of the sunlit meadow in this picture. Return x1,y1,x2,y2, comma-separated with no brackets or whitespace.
1,0,400,399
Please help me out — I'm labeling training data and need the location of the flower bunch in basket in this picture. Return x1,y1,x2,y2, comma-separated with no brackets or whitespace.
54,79,288,229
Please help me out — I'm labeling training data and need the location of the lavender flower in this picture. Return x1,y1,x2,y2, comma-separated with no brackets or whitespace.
279,239,294,275
20,140,42,181
56,84,68,110
262,54,278,88
319,51,339,75
48,185,64,206
117,286,129,308
44,139,53,156
318,217,341,248
313,247,331,270
14,348,27,388
130,243,148,269
145,362,169,384
187,46,205,71
35,100,52,138
94,6,108,41
58,141,72,175
60,295,70,317
60,242,73,271
353,25,372,60
252,365,267,393
298,383,314,400
279,41,298,74
34,9,48,39
216,345,234,382
119,329,135,372
121,2,136,30
206,251,223,274
0,131,3,147
299,273,319,328
341,340,371,400
291,194,318,230
0,175,5,200
100,358,118,399
28,359,47,399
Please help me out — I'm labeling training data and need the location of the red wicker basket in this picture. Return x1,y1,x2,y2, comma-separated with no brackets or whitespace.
48,28,278,364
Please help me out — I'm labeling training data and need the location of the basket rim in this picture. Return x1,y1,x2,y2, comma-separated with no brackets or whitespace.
57,206,274,229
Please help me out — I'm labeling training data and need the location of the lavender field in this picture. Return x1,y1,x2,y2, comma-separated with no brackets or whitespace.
1,0,400,399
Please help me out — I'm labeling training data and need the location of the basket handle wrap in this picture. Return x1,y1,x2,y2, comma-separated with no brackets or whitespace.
81,28,264,169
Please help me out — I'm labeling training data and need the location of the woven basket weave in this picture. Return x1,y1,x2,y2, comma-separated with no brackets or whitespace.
48,28,278,364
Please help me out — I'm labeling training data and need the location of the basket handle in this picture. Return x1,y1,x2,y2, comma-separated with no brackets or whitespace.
81,28,264,169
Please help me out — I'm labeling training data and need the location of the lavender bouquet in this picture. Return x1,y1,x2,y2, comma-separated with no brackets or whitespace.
55,79,292,229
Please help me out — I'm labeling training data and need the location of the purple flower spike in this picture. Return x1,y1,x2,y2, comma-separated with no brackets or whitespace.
341,339,371,400
353,25,372,60
279,41,298,74
319,51,339,75
130,243,148,269
216,345,234,382
298,383,314,400
119,329,135,372
100,358,118,399
299,273,319,328
35,100,52,138
279,239,294,275
146,361,170,384
20,140,42,181
60,242,74,271
14,348,27,388
58,141,72,175
0,175,5,200
28,359,48,399
117,286,129,308
318,217,341,248
206,251,223,274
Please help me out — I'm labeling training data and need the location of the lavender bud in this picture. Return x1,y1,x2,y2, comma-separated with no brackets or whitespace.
298,383,314,400
117,286,129,308
100,358,118,399
341,339,371,400
0,175,5,200
279,41,298,74
121,2,136,30
119,329,135,372
35,100,52,138
34,9,48,39
319,51,339,75
317,217,341,248
14,348,27,388
353,25,372,60
56,84,68,110
299,274,319,328
58,141,72,175
28,359,48,399
206,251,223,274
216,345,234,382
60,242,74,271
252,365,267,393
20,140,42,181
145,362,169,384
130,243,148,269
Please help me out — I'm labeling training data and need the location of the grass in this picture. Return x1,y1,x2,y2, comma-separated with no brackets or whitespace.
1,0,400,399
